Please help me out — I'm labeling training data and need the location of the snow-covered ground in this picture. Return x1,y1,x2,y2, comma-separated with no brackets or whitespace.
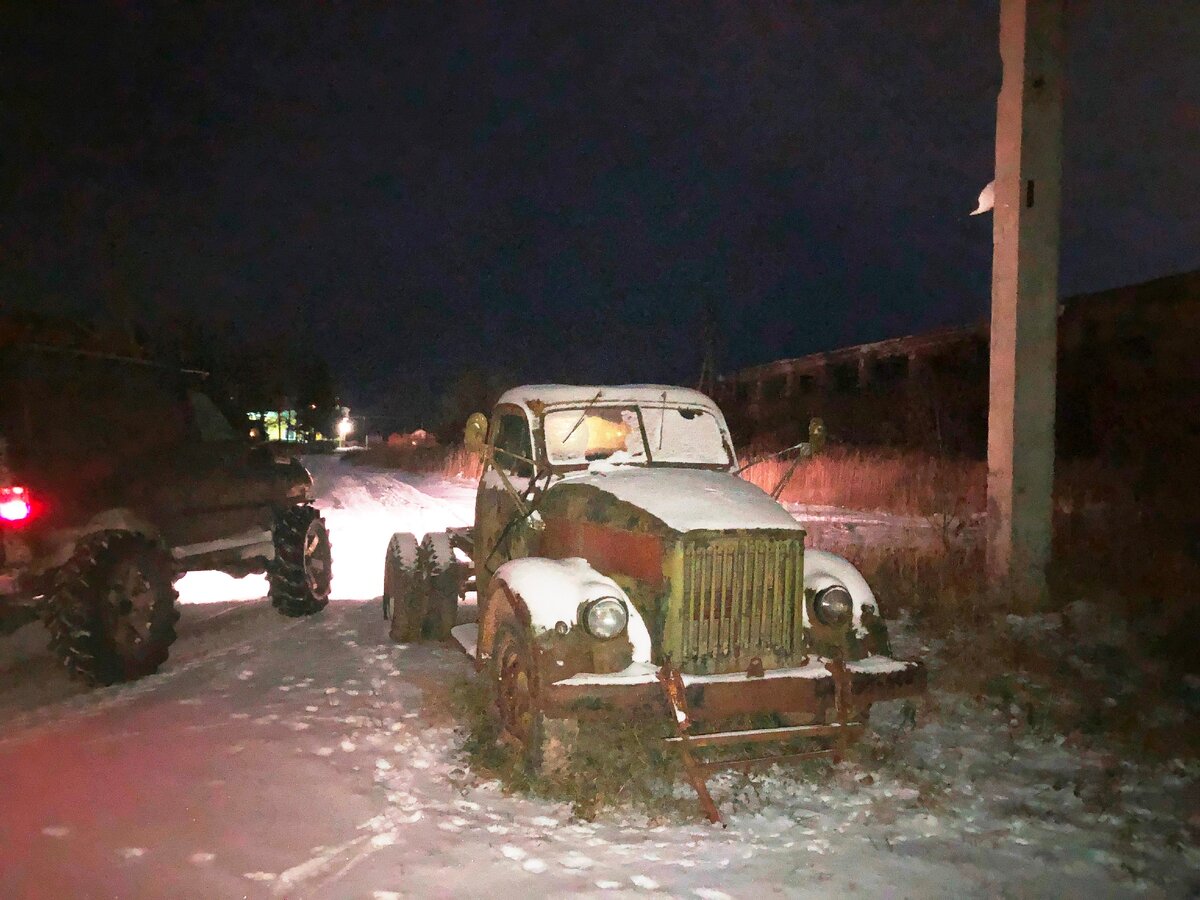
0,457,1195,898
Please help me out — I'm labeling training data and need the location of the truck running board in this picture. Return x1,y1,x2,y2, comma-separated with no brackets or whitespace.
657,657,860,826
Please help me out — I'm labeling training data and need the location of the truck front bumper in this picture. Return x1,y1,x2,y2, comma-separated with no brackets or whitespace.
545,655,926,722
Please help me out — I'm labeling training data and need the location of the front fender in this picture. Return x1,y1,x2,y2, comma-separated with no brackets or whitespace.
479,556,652,666
38,509,163,574
803,548,878,637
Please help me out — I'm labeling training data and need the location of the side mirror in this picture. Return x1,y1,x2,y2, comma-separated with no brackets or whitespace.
464,412,489,454
808,418,826,455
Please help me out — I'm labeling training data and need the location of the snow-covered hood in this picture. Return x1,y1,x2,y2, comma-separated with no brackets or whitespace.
552,467,804,533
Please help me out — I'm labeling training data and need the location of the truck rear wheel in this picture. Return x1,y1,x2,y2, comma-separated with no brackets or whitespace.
385,533,421,641
270,505,332,617
421,532,460,641
46,532,179,686
386,531,460,642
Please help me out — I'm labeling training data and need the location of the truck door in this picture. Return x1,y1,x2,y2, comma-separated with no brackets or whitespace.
474,405,536,601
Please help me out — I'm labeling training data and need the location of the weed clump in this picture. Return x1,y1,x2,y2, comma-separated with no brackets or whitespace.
450,677,688,820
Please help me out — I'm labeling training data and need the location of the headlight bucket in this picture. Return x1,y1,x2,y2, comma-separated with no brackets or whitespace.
813,584,854,628
582,597,628,640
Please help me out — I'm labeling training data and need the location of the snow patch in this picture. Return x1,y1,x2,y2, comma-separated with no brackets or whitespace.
450,623,478,659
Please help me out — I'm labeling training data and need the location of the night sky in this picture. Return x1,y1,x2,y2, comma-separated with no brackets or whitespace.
2,1,1197,425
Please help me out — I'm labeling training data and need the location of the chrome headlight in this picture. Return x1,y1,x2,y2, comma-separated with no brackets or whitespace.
583,597,628,640
813,584,853,627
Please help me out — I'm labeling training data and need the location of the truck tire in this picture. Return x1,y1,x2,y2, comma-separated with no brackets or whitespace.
490,621,574,775
421,532,460,641
45,532,179,686
270,505,332,617
385,532,421,641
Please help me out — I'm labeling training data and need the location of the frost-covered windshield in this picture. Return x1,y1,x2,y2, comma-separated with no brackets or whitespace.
543,405,731,467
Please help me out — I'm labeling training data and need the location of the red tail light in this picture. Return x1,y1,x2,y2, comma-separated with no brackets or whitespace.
0,486,32,523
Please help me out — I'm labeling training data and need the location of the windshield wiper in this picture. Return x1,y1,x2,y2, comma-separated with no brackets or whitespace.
656,390,667,450
561,389,604,444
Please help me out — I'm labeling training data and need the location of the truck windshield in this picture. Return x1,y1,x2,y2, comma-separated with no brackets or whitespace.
543,405,731,467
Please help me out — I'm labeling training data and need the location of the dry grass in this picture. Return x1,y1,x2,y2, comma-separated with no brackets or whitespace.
450,676,688,820
739,449,986,517
746,446,1200,757
350,443,484,481
843,531,1200,759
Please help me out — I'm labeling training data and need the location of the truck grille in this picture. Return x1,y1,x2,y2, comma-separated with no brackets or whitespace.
679,536,804,668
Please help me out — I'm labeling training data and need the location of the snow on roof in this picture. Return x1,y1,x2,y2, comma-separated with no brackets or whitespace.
558,468,805,533
496,384,722,416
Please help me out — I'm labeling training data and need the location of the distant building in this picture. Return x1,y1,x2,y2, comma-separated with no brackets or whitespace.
715,269,1200,464
247,407,298,442
387,428,438,448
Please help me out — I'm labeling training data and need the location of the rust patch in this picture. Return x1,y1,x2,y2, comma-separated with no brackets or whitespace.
541,517,664,587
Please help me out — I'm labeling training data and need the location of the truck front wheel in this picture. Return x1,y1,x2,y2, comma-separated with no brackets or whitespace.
270,506,332,617
46,532,179,686
490,622,574,775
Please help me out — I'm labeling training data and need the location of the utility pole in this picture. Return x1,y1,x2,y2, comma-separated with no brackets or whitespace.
986,0,1066,598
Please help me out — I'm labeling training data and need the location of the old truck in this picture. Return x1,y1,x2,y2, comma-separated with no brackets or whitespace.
0,335,332,686
382,384,924,820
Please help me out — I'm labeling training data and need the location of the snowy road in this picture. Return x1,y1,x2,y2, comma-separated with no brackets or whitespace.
1,458,1194,898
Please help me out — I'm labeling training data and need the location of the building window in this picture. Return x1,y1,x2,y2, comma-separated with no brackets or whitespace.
831,363,859,394
873,355,909,385
763,375,787,401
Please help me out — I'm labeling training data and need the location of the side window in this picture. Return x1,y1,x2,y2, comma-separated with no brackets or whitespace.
187,391,238,442
19,352,187,462
492,413,533,477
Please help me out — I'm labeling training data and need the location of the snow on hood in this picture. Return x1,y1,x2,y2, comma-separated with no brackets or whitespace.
557,468,804,533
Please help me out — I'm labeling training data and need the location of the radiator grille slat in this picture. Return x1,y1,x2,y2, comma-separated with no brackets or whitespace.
680,537,803,666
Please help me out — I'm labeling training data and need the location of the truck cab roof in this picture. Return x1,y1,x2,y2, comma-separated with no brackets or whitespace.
496,384,722,417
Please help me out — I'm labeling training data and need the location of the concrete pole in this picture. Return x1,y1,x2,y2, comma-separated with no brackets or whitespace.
986,0,1065,597
988,0,1065,600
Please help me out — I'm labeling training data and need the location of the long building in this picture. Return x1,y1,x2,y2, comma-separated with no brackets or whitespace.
714,269,1200,463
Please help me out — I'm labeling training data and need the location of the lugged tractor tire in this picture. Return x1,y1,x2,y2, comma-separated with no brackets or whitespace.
270,505,332,617
45,532,179,686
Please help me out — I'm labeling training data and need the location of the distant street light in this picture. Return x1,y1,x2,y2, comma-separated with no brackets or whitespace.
337,417,353,445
